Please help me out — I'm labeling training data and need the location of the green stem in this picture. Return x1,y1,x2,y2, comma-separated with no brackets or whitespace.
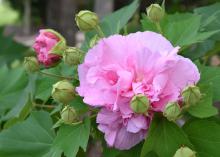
123,26,128,35
39,71,74,80
155,22,163,34
95,25,105,38
34,103,55,109
70,114,97,126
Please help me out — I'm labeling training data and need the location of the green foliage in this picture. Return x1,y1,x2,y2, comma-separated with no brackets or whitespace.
82,0,139,51
187,84,218,118
141,115,193,157
0,111,55,157
0,30,29,65
51,118,90,157
198,64,220,101
183,119,220,157
194,3,220,41
0,66,29,119
141,13,219,47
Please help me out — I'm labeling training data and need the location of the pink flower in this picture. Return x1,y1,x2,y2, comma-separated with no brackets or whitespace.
97,107,152,150
76,31,200,149
33,29,62,67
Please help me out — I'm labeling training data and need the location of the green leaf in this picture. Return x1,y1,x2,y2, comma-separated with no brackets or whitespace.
0,66,28,110
194,3,220,41
0,66,35,122
82,0,139,51
35,76,58,101
1,71,37,122
51,118,90,157
163,14,201,46
183,40,215,60
70,96,89,115
187,84,218,118
3,95,33,129
183,119,220,157
0,111,55,157
141,116,193,157
100,0,139,36
198,64,220,101
141,12,219,47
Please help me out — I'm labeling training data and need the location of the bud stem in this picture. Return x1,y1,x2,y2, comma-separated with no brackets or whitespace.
155,22,163,34
34,103,55,109
39,71,74,80
95,25,105,38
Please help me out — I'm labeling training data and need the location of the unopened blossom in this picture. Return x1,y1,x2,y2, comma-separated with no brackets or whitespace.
33,29,63,67
77,31,200,149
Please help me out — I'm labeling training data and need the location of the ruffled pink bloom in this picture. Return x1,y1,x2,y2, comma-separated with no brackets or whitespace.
97,107,152,150
33,29,62,67
77,31,200,149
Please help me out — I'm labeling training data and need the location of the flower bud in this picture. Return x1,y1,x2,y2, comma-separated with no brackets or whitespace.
130,94,150,114
75,10,99,31
163,102,181,121
174,146,196,157
33,29,66,67
146,4,164,23
181,85,202,108
61,106,77,124
52,80,75,104
63,47,83,66
24,56,40,72
89,34,100,48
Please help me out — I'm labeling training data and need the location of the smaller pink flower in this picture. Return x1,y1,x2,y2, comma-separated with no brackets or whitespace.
33,29,62,67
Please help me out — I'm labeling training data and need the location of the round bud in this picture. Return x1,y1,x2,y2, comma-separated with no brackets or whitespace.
181,85,202,108
130,94,150,114
174,146,196,157
63,47,83,66
24,56,40,73
61,106,77,124
163,102,181,121
146,4,164,23
52,80,75,104
89,34,100,48
75,10,99,32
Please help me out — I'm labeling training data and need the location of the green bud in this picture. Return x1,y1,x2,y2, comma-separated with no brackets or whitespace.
75,10,99,31
130,94,150,114
174,146,196,157
52,80,75,104
89,34,100,48
61,106,77,124
163,102,181,121
44,29,66,55
182,85,202,108
24,56,40,73
146,4,165,23
63,47,83,66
